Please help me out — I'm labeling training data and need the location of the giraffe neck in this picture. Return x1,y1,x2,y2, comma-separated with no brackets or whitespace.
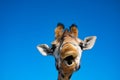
58,72,72,80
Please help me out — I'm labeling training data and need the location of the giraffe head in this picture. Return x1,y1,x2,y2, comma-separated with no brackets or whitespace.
37,23,96,80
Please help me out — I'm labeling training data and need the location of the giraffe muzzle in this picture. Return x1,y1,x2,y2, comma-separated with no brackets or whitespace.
64,55,74,66
60,43,78,67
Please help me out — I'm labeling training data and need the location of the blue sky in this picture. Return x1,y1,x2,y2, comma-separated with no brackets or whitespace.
0,0,120,80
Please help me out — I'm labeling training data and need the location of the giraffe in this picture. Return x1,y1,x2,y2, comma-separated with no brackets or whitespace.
37,23,97,80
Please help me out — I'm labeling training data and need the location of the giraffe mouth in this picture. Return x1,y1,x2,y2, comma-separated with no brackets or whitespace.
64,55,75,66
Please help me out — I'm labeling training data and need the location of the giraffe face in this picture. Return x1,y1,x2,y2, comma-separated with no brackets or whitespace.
37,23,97,78
52,30,82,72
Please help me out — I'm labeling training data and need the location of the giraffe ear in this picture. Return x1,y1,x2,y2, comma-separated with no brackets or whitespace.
70,24,78,37
82,36,97,50
55,23,64,39
37,44,52,56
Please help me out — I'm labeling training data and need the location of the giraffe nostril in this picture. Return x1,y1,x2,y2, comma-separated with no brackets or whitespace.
64,55,74,66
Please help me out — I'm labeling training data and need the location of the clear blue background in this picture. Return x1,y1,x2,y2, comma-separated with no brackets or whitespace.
0,0,120,80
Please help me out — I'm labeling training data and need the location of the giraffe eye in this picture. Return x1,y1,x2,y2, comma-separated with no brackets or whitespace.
79,43,83,50
51,44,56,52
